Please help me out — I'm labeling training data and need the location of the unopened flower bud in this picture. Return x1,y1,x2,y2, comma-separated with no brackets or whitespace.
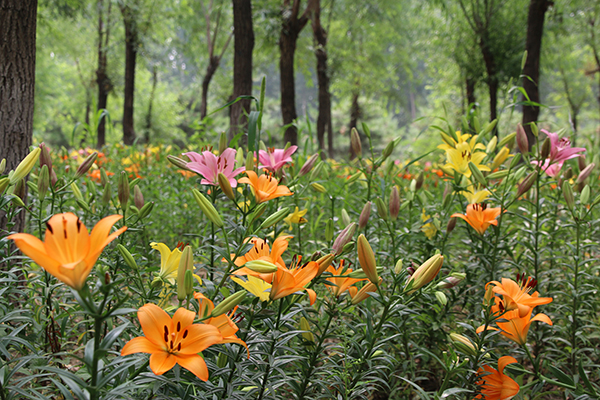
299,317,315,343
517,171,538,198
177,246,193,301
311,182,326,193
375,197,388,221
580,184,590,205
75,152,97,179
563,167,574,181
167,155,192,171
258,207,290,230
563,181,574,210
483,284,494,305
449,333,477,356
10,147,40,185
491,147,511,171
102,183,112,205
235,147,244,168
218,132,228,155
13,179,26,201
332,222,357,255
576,163,595,184
345,171,362,185
540,137,551,160
357,234,379,285
39,143,53,171
446,217,457,234
117,244,138,271
381,140,394,160
341,209,351,227
578,155,586,172
435,291,448,306
299,153,319,176
358,202,371,229
440,132,456,148
133,185,144,209
316,253,335,276
516,124,529,154
410,179,417,193
486,136,497,154
70,182,84,202
0,177,9,193
217,352,228,368
192,189,224,227
436,274,465,289
468,162,487,186
351,279,380,305
0,159,5,175
218,172,235,200
351,127,362,158
38,165,49,200
416,172,424,190
211,290,246,317
406,266,415,276
244,260,279,273
498,132,516,149
406,254,444,294
389,186,400,221
245,151,255,171
118,171,130,206
325,219,334,242
394,259,403,274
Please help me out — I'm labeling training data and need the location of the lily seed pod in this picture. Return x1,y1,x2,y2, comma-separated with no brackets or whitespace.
468,162,487,187
375,197,388,221
497,132,516,149
576,163,595,184
357,234,379,285
578,155,586,172
516,124,529,154
325,219,334,242
10,147,41,185
394,259,403,274
192,189,224,227
0,158,5,174
350,127,362,158
299,153,320,176
486,136,497,154
332,222,357,255
358,201,371,229
211,290,247,317
299,317,315,343
117,244,138,271
389,186,400,221
218,172,236,200
75,152,97,179
516,171,538,198
416,172,424,190
167,155,192,171
316,253,335,276
449,333,477,357
311,182,327,193
540,137,551,160
134,185,144,209
435,291,448,306
381,140,394,160
102,183,112,205
405,254,444,294
446,217,457,234
580,184,590,205
177,246,193,301
341,209,351,227
562,181,574,210
218,131,228,155
258,207,290,230
118,171,130,207
37,165,49,200
244,260,279,273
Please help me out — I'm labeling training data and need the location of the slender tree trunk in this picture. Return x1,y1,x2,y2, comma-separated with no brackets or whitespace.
466,76,476,110
201,57,220,120
479,35,498,134
0,0,37,237
121,4,137,145
230,0,254,141
310,0,332,158
96,0,112,148
145,65,157,143
522,0,550,148
349,90,361,159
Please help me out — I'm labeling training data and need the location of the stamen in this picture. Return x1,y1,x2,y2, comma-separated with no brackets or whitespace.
177,343,181,351
76,218,82,233
46,222,54,234
177,322,181,332
183,330,188,339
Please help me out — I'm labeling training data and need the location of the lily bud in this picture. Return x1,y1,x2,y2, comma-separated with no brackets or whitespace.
218,131,228,155
406,266,415,276
435,291,448,306
299,153,319,176
316,253,335,276
13,179,26,201
245,152,255,172
311,182,326,193
449,333,477,356
351,279,381,305
346,171,362,185
394,259,403,274
446,217,457,234
177,246,193,301
332,222,357,255
117,244,138,271
236,147,244,168
564,167,574,181
540,137,551,160
38,165,49,200
562,181,574,210
244,260,279,273
10,147,41,185
139,202,155,219
375,197,388,221
309,160,325,182
70,182,84,202
436,274,465,289
39,143,53,171
440,132,456,148
325,219,334,242
351,128,362,158
347,266,384,279
0,177,9,193
167,155,192,171
341,209,351,227
481,119,497,136
486,136,497,154
416,172,424,191
357,234,379,285
217,352,228,368
75,152,97,179
516,124,529,154
184,270,194,298
491,147,511,171
117,171,130,207
102,183,112,205
468,162,487,186
389,186,400,221
0,159,5,174
211,290,246,317
133,185,144,209
580,184,590,205
576,163,595,184
258,207,290,230
410,179,417,192
218,172,235,200
517,171,538,198
406,254,444,294
498,132,516,149
300,317,315,343
578,155,586,172
358,202,371,229
192,189,224,227
381,140,394,160
483,284,494,305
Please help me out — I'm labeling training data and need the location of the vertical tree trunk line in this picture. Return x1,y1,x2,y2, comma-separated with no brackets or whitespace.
145,65,158,143
96,0,112,148
121,4,137,145
230,0,254,141
349,90,361,159
479,35,498,131
466,76,476,110
0,0,38,238
522,0,550,149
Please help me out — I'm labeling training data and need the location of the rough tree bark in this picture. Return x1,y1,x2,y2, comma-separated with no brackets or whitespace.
0,0,38,236
96,0,113,148
230,0,254,141
121,3,137,145
310,0,333,158
280,0,311,146
522,0,551,148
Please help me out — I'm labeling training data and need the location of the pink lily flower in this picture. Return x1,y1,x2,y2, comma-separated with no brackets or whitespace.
184,148,245,187
532,130,585,178
257,146,298,172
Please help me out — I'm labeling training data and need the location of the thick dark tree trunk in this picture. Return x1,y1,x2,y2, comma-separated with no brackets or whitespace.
96,0,112,148
280,0,310,146
522,0,550,148
466,77,476,110
230,0,254,141
201,57,220,120
310,0,332,158
145,65,157,143
0,0,37,237
349,90,361,159
121,4,137,145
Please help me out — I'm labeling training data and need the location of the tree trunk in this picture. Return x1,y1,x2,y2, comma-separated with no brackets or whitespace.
201,56,220,120
466,76,476,111
310,0,332,158
522,0,550,148
121,4,137,145
479,35,498,134
145,65,157,143
96,0,112,148
0,0,37,237
230,0,254,141
349,90,361,159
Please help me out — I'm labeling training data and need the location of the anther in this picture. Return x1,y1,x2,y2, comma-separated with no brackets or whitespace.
183,330,188,339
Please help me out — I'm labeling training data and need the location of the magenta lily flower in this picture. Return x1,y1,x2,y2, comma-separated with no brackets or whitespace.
184,148,245,187
532,130,585,177
257,146,298,172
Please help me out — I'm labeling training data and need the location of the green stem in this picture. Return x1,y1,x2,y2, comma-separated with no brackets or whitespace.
256,300,285,400
570,220,581,374
90,315,103,400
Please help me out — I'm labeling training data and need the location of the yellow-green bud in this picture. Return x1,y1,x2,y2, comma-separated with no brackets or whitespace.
487,170,510,180
184,270,194,297
375,197,388,221
341,209,351,227
498,132,516,149
486,136,498,154
351,127,362,158
435,291,448,306
540,137,551,160
300,317,315,343
309,160,325,181
481,119,498,137
71,182,84,202
249,203,268,224
406,254,444,294
244,260,279,273
245,151,255,172
117,244,138,271
346,171,362,185
235,147,244,168
449,333,477,356
10,147,40,185
211,290,246,317
118,171,130,207
100,168,109,187
468,162,487,186
580,184,590,205
516,171,538,198
192,189,224,227
217,352,229,368
38,165,49,200
381,140,394,160
167,155,192,171
0,158,6,174
311,182,327,193
325,219,334,242
316,253,335,276
394,259,403,274
440,132,456,148
491,147,511,171
102,183,112,205
258,207,290,230
177,246,193,301
0,177,10,193
139,201,155,219
530,121,539,137
218,132,228,155
218,172,235,200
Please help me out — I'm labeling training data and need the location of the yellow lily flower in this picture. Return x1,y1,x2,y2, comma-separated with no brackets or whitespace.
444,135,490,178
460,180,492,204
283,207,308,228
151,242,183,286
437,131,471,151
230,275,272,302
421,209,438,239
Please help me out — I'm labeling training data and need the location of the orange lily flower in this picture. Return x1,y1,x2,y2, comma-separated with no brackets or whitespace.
487,275,552,318
121,304,222,380
238,170,293,203
477,297,553,345
474,356,520,400
451,203,501,235
324,260,366,298
233,236,291,284
270,260,319,305
8,213,127,290
193,292,249,355
350,278,381,305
